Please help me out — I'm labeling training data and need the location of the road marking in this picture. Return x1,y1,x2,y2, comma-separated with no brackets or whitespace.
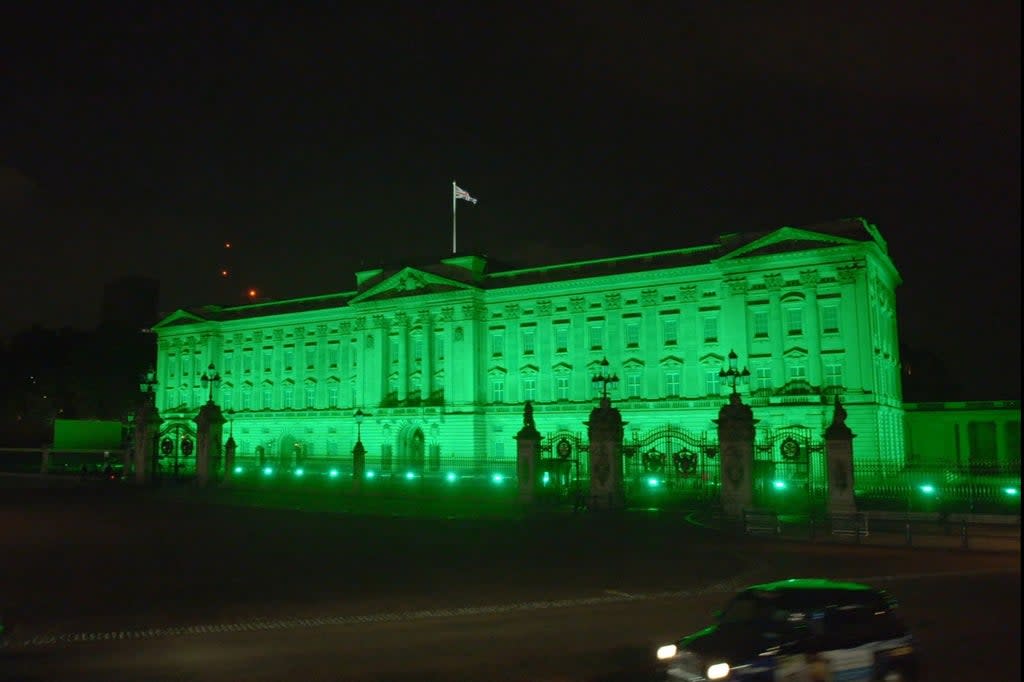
1,568,1015,650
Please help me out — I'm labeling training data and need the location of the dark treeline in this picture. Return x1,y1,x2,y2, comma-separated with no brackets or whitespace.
0,322,154,446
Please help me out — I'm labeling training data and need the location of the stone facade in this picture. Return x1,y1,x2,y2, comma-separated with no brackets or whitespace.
152,218,905,477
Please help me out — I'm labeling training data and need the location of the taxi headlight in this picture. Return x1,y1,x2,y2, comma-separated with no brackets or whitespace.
706,662,731,679
656,644,678,660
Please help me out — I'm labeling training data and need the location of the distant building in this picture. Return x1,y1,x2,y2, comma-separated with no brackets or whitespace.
904,400,1020,471
151,218,907,476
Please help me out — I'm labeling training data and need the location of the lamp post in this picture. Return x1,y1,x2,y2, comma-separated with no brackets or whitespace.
591,357,620,402
352,408,370,487
200,363,221,404
139,366,158,400
719,349,750,395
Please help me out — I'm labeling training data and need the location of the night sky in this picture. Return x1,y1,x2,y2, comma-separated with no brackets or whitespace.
2,2,1019,399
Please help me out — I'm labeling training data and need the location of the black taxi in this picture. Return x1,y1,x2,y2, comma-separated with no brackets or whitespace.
656,578,919,681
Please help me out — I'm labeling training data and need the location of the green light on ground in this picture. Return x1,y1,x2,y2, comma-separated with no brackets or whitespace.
405,471,416,480
294,468,304,477
918,484,935,495
492,473,504,484
262,466,273,476
233,466,244,474
773,480,787,490
646,477,660,487
446,472,457,483
366,470,375,479
541,471,550,486
328,468,339,478
1004,487,1019,496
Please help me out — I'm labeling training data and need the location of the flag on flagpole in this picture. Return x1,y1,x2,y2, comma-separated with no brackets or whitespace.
454,184,478,204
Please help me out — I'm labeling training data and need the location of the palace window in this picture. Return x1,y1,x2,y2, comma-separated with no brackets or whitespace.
283,347,295,371
434,332,445,361
282,386,294,409
242,350,253,373
222,351,233,375
662,317,678,346
181,352,190,376
522,376,537,402
785,308,803,336
241,387,252,410
824,362,843,388
787,363,807,381
554,325,569,353
556,375,570,401
304,344,316,369
412,336,423,363
490,329,505,357
755,366,773,391
327,342,340,368
752,310,770,338
664,370,681,397
705,370,721,396
221,388,233,411
390,338,400,365
521,328,535,355
410,375,422,396
624,320,640,348
702,316,718,343
168,355,177,378
626,372,641,398
491,377,505,403
262,387,273,410
262,348,274,373
327,385,339,408
821,304,840,334
588,320,604,351
304,385,316,408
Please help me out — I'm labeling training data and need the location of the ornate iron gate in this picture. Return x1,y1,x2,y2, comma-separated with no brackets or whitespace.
158,423,196,481
754,425,826,506
624,425,720,502
538,431,588,502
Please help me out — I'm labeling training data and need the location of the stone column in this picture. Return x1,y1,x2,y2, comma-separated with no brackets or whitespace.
715,392,758,516
586,397,626,511
224,435,237,482
824,397,857,515
133,398,163,485
194,401,226,488
515,401,542,504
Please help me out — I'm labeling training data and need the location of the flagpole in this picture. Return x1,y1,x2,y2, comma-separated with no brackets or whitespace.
451,180,457,254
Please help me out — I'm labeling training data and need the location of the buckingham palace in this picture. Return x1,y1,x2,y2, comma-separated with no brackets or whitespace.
151,217,905,479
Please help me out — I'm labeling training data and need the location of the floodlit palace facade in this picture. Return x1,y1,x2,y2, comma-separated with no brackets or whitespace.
152,218,905,475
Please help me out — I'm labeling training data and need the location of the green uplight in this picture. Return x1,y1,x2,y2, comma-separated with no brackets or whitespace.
646,477,660,487
328,468,340,478
262,466,273,476
446,472,457,483
918,484,935,495
1004,487,1019,496
294,468,304,477
491,473,504,484
405,471,416,480
233,466,244,474
773,480,787,490
366,470,375,479
541,471,550,486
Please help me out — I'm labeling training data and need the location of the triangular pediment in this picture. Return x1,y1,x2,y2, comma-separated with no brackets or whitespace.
349,267,477,304
152,309,207,330
717,227,861,261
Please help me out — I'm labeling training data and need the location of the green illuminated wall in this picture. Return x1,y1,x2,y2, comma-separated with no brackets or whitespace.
152,218,905,476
